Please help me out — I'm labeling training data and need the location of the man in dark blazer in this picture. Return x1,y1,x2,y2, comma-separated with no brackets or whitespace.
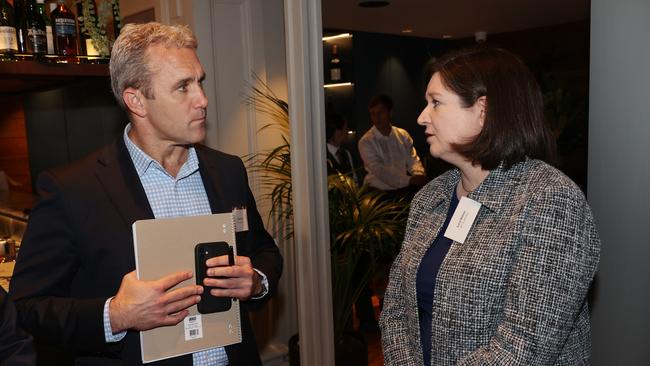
325,113,360,185
9,23,282,366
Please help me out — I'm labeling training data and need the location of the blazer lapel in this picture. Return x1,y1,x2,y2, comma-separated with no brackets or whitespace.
94,138,154,227
196,146,228,214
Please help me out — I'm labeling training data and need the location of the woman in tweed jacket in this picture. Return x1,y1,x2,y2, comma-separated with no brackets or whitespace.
379,47,600,365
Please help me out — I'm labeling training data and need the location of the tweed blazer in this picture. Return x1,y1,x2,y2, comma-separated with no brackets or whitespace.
380,159,600,365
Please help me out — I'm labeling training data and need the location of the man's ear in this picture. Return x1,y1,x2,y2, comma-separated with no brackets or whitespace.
123,88,146,118
476,96,487,127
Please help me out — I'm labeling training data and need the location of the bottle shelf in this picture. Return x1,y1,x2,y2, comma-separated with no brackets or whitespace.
0,59,109,94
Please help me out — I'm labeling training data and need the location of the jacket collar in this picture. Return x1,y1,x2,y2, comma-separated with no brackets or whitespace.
196,145,227,214
94,137,155,228
422,159,533,214
93,139,228,227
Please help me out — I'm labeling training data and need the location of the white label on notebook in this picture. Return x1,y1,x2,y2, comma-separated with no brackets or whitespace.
444,196,481,244
184,314,204,341
233,207,249,232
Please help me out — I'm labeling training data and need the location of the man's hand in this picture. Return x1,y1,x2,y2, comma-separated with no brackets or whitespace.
109,271,203,333
203,255,262,301
409,174,428,187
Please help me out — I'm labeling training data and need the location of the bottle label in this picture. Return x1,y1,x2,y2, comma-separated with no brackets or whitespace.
27,28,47,53
46,25,55,54
85,38,99,56
54,18,76,36
331,68,341,81
0,26,18,52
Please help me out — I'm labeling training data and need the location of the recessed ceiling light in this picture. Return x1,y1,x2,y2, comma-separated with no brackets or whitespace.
442,34,453,39
402,29,413,33
358,1,390,8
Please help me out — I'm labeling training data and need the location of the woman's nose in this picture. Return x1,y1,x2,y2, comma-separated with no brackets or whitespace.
416,108,429,126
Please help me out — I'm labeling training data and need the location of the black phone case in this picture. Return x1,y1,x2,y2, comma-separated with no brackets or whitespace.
194,241,234,314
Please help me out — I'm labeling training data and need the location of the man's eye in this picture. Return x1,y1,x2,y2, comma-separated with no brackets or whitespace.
178,84,188,92
431,100,440,108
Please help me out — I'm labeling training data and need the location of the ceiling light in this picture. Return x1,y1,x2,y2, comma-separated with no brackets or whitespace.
322,33,353,41
401,29,413,33
324,82,353,88
358,1,390,8
442,34,453,39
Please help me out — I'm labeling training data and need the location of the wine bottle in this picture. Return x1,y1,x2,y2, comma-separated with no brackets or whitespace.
14,0,26,54
0,0,18,60
51,0,77,59
330,44,341,82
35,0,54,55
21,0,47,57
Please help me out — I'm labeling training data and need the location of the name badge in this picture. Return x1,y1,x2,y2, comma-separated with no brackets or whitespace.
443,197,481,244
232,206,249,232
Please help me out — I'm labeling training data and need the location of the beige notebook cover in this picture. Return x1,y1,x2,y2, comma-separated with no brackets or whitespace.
133,213,242,363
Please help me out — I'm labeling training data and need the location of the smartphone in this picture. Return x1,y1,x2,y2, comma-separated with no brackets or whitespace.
194,241,234,313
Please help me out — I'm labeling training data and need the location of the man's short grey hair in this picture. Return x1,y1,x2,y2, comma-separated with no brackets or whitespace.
109,22,198,109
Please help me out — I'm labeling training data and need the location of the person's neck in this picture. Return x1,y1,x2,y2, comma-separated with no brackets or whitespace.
128,127,190,178
376,123,392,136
456,162,489,197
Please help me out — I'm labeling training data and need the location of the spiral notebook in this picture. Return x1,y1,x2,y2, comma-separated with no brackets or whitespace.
132,213,242,363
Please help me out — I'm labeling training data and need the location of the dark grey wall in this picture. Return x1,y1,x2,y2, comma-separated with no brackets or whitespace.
323,31,448,177
24,78,127,189
351,32,447,163
589,0,650,364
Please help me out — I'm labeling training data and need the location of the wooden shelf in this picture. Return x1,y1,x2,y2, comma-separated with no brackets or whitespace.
0,59,109,95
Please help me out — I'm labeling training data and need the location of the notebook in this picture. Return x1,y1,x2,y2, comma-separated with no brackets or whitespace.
132,213,242,363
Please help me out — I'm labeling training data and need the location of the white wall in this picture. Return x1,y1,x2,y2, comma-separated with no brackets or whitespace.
120,0,193,26
589,0,650,364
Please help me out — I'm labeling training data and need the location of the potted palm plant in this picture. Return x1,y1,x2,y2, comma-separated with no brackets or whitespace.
244,76,408,365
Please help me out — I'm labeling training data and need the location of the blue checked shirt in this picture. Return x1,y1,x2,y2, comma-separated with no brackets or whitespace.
102,124,227,365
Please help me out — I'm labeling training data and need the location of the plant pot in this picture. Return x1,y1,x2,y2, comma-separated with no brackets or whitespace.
288,332,368,366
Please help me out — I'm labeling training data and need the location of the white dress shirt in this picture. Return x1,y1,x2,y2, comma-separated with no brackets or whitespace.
358,125,425,190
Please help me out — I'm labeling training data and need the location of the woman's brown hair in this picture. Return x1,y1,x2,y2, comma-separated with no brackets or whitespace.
430,46,556,170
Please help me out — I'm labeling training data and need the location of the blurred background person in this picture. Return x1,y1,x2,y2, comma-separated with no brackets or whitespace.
358,95,427,201
325,113,360,185
380,47,600,365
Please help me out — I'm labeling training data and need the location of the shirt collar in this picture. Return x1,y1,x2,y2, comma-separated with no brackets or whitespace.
123,124,200,179
326,142,339,155
370,125,394,138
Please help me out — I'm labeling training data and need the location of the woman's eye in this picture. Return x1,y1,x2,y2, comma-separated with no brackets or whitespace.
431,100,440,108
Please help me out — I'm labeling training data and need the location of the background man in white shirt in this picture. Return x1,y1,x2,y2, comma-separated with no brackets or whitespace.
358,95,428,198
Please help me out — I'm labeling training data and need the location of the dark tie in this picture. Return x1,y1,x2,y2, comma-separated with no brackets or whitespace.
336,148,352,175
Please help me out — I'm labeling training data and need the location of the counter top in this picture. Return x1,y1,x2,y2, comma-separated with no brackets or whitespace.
0,191,35,222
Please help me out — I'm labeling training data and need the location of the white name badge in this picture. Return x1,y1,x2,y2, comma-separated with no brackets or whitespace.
443,196,481,244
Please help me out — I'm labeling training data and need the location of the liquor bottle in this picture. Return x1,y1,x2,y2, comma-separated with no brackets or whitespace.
14,0,27,54
330,44,341,82
0,0,18,60
35,0,54,55
20,0,47,57
51,0,77,58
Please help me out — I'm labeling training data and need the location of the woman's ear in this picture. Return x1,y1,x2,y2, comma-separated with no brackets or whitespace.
477,96,487,127
123,88,146,118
